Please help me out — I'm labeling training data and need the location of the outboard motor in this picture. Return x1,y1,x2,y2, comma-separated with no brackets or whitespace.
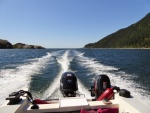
90,74,111,99
60,72,78,97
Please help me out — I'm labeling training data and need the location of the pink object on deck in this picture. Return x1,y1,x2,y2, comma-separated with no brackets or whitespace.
80,108,118,113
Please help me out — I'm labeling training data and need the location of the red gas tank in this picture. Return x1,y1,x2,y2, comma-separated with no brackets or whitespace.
96,88,114,101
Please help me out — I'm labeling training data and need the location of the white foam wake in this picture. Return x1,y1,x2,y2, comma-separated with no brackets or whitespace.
76,51,118,77
77,79,91,98
76,51,150,106
43,50,92,99
42,50,71,99
0,53,52,105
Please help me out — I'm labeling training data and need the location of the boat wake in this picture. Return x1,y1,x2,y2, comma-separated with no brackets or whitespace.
0,50,149,107
0,52,52,105
41,50,91,99
75,50,150,106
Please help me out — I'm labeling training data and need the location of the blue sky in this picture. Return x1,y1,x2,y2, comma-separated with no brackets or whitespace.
0,0,150,48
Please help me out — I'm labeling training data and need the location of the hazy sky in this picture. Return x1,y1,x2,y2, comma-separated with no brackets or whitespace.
0,0,150,48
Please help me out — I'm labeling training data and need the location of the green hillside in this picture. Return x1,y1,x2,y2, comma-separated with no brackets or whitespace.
84,12,150,48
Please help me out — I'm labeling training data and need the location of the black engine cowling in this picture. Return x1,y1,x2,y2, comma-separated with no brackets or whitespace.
60,72,78,97
91,74,111,99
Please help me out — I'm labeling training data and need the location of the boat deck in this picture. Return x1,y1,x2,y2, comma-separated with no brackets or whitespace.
0,93,150,113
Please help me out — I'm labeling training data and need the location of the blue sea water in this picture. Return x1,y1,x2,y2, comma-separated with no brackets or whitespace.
0,49,150,106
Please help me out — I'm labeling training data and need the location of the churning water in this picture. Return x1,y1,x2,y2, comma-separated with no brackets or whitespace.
0,49,150,106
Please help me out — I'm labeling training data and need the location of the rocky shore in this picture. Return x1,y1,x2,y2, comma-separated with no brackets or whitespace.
0,39,45,49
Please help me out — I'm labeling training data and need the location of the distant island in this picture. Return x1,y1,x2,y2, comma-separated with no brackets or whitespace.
0,39,45,49
84,12,150,48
